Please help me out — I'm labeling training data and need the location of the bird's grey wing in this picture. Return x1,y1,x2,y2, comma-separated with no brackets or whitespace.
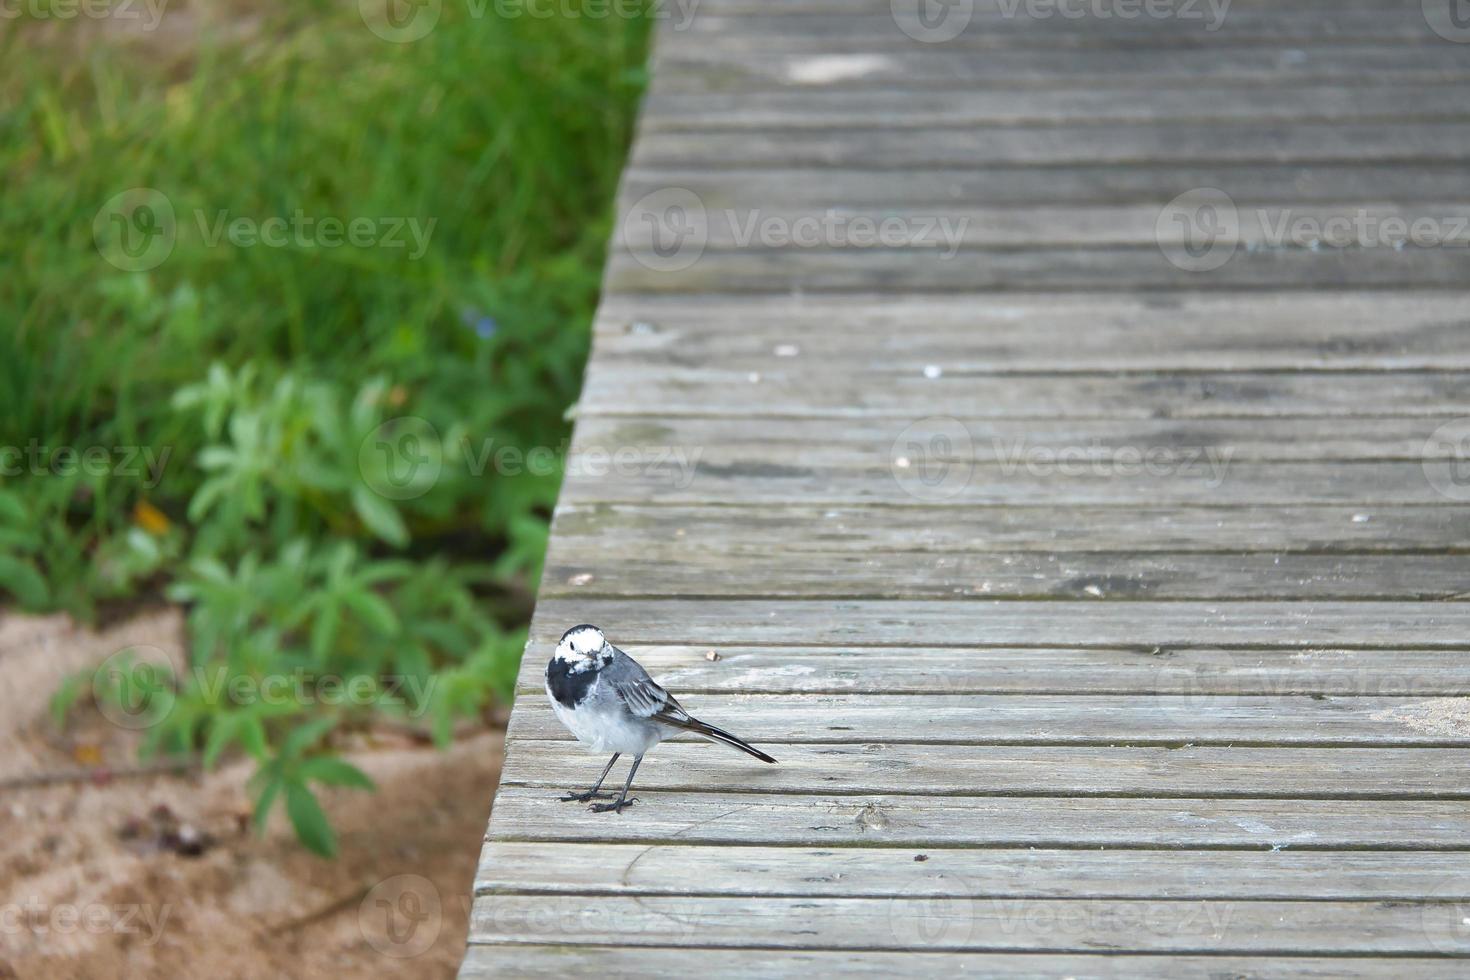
603,648,692,724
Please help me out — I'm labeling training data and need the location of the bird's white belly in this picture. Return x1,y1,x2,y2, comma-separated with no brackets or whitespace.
547,685,664,756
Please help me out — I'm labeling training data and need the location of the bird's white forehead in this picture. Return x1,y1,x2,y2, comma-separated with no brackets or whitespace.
558,626,606,658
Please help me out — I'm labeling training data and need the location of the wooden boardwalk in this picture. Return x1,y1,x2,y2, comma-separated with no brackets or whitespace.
463,2,1470,975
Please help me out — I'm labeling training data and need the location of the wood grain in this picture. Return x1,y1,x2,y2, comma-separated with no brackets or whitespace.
475,842,1470,898
511,643,1470,696
653,46,1470,93
507,693,1470,746
483,786,1470,848
593,293,1470,372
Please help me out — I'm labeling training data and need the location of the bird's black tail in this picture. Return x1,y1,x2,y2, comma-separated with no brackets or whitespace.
681,717,778,763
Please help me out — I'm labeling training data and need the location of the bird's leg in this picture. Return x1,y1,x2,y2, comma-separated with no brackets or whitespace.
590,755,641,813
560,753,620,802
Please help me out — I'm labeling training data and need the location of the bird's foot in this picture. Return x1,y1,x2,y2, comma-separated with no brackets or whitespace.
589,797,637,814
559,790,615,803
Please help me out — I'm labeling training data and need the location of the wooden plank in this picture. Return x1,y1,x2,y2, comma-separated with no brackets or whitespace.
528,599,1470,648
640,86,1470,130
616,202,1470,250
689,0,1460,13
513,644,1470,696
594,293,1470,372
547,549,1470,600
558,459,1459,507
499,742,1470,797
619,164,1470,207
565,416,1462,462
578,366,1470,417
483,785,1470,847
653,47,1470,93
460,947,1469,979
508,693,1470,746
606,245,1470,294
551,416,1470,505
475,842,1470,898
629,124,1470,168
469,895,1470,953
668,12,1448,50
550,504,1470,553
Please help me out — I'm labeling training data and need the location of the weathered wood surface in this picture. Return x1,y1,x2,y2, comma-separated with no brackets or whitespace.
641,86,1470,129
509,693,1470,746
511,644,1470,696
654,46,1470,92
482,786,1470,848
475,842,1470,898
463,0,1470,974
462,951,1470,980
620,165,1470,206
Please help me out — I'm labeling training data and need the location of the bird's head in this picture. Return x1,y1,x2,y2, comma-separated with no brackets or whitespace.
555,624,610,670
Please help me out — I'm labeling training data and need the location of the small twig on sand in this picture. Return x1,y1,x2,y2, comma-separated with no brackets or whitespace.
1,757,200,792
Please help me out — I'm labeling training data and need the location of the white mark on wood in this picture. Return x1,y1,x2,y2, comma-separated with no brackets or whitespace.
786,55,892,84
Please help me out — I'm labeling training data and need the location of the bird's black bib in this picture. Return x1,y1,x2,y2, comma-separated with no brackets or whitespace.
546,656,599,709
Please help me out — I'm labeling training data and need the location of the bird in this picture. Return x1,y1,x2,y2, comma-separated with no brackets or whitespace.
545,624,777,813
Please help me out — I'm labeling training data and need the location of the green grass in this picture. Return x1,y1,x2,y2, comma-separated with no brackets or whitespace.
2,1,650,854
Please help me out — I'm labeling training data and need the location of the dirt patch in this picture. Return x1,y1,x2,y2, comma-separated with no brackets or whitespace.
0,611,504,979
1370,697,1470,739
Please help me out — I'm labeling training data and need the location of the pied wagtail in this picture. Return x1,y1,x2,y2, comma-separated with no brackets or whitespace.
545,624,777,813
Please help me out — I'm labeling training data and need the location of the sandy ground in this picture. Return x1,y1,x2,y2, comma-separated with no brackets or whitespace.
0,610,504,979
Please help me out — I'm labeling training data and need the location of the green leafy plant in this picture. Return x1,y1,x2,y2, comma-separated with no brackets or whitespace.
16,2,652,852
